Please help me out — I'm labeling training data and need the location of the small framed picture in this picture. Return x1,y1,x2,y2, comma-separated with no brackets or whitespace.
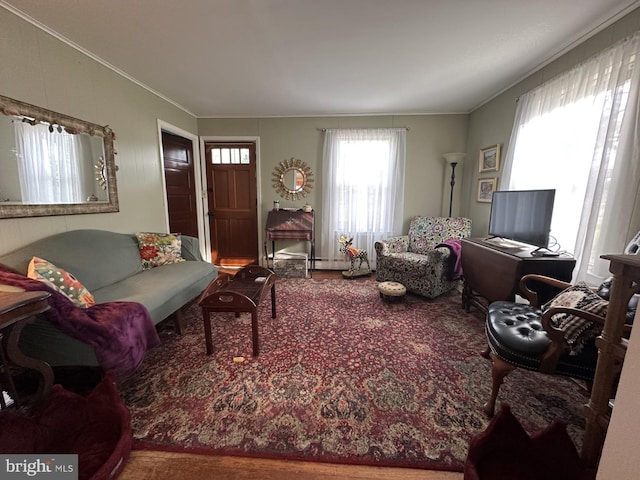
477,178,497,203
479,144,500,173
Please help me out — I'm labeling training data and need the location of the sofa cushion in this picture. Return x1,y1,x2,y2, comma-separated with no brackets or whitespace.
27,256,95,308
135,232,185,270
93,261,217,324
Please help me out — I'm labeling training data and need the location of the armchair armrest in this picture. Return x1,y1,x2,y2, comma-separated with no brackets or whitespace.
375,235,409,256
538,306,607,373
519,274,572,307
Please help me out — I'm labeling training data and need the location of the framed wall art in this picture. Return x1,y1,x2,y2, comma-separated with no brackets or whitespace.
479,144,500,173
477,178,497,203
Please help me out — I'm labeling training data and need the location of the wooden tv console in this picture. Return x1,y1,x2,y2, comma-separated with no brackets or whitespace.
461,237,576,313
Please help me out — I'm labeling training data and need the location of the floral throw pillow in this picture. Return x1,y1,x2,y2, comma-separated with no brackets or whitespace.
542,281,608,355
27,256,95,308
135,232,185,270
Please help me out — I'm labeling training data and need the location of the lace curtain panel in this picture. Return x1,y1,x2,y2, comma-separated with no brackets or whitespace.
501,31,640,284
14,122,87,204
320,128,406,270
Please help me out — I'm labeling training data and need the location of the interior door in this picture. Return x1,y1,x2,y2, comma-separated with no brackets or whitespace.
162,131,199,238
204,142,258,266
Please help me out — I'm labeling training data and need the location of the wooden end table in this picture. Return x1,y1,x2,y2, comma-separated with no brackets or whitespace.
198,265,277,356
0,290,52,409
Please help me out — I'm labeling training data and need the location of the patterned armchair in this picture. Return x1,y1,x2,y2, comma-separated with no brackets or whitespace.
375,216,472,299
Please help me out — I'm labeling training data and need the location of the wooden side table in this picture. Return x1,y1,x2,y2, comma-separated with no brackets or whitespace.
0,290,53,409
198,265,276,356
264,210,315,274
461,237,576,313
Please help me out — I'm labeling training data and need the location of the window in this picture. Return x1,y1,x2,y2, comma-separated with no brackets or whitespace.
210,146,250,164
502,32,640,283
14,122,87,203
320,128,406,269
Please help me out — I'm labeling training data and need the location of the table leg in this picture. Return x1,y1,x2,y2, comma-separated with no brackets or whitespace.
251,310,259,356
0,332,20,409
173,309,184,335
6,320,53,406
202,309,214,355
271,241,276,270
271,284,276,318
263,240,269,269
311,239,315,273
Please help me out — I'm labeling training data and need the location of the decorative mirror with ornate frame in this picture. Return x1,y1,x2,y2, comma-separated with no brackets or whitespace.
272,157,314,201
0,94,118,219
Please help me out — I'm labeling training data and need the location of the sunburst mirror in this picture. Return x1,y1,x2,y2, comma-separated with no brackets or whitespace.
272,157,314,201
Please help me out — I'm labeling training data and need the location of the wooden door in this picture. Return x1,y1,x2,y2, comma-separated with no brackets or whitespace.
162,131,199,238
204,142,258,266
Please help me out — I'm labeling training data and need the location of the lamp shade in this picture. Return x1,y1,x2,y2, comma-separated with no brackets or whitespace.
443,152,466,165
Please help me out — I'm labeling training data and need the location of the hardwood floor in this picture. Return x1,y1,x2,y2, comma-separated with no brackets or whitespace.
218,267,345,280
305,269,345,280
121,269,464,479
120,451,464,480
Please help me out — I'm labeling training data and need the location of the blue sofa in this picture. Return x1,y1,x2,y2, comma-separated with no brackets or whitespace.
0,229,217,374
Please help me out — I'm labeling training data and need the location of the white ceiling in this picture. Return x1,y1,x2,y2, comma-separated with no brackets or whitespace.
2,0,640,117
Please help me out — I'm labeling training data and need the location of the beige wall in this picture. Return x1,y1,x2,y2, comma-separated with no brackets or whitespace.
198,114,468,253
599,308,640,478
0,9,197,255
463,8,640,239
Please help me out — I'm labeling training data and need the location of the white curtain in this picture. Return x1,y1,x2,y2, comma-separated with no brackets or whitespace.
502,31,640,284
320,128,406,270
14,122,86,203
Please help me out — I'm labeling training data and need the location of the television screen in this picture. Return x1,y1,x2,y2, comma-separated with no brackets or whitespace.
488,189,555,248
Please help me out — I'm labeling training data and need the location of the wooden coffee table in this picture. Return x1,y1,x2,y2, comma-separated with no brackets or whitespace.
198,265,276,356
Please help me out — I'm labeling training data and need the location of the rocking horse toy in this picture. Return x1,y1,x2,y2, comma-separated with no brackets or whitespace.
338,235,371,278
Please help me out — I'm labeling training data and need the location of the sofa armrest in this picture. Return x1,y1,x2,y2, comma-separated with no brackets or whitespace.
181,235,205,261
375,235,409,256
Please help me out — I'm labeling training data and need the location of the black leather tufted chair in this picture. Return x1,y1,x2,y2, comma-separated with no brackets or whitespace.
597,276,639,323
481,274,634,417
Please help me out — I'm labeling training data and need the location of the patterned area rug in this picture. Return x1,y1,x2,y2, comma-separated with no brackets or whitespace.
121,278,587,471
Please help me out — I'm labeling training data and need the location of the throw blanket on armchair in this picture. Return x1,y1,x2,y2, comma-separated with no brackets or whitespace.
435,239,464,281
0,265,160,380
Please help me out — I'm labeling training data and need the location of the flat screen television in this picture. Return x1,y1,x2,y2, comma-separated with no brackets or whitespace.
488,189,555,248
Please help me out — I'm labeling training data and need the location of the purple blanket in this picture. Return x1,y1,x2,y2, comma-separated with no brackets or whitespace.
0,265,160,381
435,239,464,281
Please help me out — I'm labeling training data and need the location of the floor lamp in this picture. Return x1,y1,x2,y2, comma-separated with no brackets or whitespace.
443,152,466,217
